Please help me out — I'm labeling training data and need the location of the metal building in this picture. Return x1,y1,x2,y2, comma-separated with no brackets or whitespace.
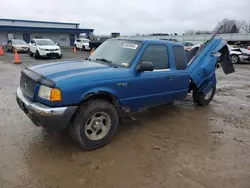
0,18,94,46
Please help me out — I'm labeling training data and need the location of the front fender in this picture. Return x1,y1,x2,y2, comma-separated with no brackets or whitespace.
80,87,119,102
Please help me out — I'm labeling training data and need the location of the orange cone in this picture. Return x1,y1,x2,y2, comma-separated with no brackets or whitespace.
0,45,4,56
90,49,94,55
73,47,76,53
14,48,21,64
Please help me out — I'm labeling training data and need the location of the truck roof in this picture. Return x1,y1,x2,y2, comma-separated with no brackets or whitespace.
112,37,183,46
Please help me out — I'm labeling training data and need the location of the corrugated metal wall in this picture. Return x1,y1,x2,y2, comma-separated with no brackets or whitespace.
0,32,75,46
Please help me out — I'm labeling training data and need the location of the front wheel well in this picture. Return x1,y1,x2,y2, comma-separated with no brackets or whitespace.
81,92,121,108
69,92,122,127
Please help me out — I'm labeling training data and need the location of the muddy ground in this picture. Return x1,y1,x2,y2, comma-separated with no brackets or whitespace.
0,51,250,188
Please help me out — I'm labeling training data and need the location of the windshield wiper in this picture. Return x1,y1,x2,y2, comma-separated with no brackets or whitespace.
95,58,117,68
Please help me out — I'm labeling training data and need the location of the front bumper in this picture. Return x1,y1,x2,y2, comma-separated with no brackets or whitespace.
85,45,90,50
16,87,77,130
39,50,62,57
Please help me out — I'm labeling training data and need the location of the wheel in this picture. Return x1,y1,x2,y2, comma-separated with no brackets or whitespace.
230,54,240,64
70,99,119,150
193,86,216,106
29,50,34,57
81,46,86,51
34,50,40,59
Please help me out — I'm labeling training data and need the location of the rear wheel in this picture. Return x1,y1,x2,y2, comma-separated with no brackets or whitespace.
193,86,216,106
70,99,119,150
230,54,240,64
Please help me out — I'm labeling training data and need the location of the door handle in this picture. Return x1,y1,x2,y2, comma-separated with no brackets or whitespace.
167,75,173,80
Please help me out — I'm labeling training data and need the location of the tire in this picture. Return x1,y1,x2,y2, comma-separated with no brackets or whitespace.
34,50,40,59
193,86,216,106
230,54,240,64
57,54,62,59
29,50,34,57
81,46,86,51
70,99,119,150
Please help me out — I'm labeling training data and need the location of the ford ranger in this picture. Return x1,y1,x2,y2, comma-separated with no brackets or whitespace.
16,31,235,150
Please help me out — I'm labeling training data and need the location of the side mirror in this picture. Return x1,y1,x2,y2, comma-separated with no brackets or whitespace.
137,61,154,72
55,42,59,46
32,43,36,46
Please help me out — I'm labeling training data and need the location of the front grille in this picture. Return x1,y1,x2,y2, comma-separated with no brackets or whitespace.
46,49,57,51
20,72,36,99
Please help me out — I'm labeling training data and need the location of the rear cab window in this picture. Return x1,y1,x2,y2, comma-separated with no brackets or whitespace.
173,46,187,70
140,45,169,70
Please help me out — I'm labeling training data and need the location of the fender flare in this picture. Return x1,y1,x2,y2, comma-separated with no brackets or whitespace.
80,87,121,107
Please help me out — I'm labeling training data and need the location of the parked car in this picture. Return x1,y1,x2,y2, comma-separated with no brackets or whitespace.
180,41,199,51
228,45,250,64
16,34,234,150
89,37,110,50
74,38,90,51
29,39,62,59
5,39,29,53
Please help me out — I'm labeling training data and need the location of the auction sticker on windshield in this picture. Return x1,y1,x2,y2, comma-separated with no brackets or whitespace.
122,43,138,49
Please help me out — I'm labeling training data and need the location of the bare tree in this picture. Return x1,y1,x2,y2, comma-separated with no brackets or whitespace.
214,18,241,33
236,20,246,32
241,20,250,33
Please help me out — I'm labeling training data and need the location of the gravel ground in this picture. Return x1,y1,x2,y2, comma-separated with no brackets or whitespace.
0,50,250,188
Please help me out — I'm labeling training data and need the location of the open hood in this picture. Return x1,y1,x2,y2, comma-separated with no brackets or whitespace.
188,27,235,89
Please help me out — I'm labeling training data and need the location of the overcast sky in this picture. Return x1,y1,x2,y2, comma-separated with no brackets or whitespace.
1,0,250,35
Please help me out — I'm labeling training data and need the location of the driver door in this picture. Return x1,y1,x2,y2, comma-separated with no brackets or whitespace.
124,44,174,109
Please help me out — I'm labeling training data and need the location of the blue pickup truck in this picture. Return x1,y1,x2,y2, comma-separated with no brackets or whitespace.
16,33,234,150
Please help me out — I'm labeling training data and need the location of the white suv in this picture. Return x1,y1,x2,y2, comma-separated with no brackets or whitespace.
74,38,90,51
29,39,62,59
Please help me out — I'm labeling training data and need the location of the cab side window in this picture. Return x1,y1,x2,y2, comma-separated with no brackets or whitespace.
173,46,187,70
141,45,169,70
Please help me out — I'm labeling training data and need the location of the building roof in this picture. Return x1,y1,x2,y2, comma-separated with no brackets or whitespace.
0,18,79,25
0,25,94,34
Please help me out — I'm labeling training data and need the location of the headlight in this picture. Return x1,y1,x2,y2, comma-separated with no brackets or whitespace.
38,85,62,101
39,47,46,51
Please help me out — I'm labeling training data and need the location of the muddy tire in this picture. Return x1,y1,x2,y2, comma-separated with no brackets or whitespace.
193,86,216,106
70,99,119,150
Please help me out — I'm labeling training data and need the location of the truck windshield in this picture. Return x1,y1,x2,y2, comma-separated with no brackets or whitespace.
89,39,142,68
